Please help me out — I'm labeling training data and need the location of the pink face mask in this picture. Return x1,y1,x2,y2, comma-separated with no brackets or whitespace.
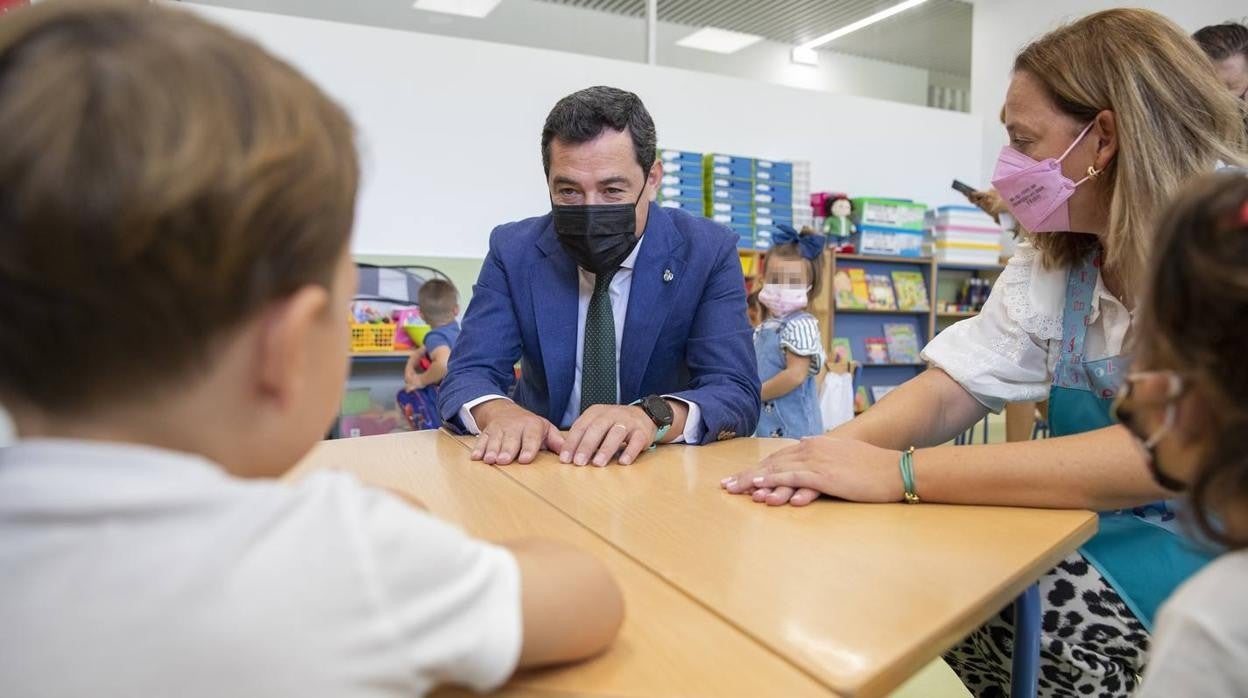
990,122,1097,233
758,285,809,317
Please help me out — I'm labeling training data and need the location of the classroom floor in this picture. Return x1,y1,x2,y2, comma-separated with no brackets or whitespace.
891,659,971,697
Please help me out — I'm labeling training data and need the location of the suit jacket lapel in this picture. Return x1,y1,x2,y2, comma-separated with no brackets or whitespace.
620,204,685,402
533,221,579,422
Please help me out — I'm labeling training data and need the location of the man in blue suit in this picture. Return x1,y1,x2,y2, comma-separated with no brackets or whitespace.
439,86,759,467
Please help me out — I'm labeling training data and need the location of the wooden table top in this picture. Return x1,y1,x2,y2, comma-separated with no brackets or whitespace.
291,430,832,698
449,433,1097,698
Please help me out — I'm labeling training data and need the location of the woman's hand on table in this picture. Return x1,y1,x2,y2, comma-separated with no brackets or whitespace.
720,436,904,506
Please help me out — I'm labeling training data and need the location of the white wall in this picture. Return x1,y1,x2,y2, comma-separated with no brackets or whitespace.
970,0,1247,182
189,5,984,258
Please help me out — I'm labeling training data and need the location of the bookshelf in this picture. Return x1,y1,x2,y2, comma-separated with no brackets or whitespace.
824,251,1005,409
740,247,1005,410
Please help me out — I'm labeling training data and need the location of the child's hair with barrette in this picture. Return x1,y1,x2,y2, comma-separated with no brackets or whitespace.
763,225,825,304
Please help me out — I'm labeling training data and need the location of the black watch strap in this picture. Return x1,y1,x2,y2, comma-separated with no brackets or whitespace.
639,394,674,428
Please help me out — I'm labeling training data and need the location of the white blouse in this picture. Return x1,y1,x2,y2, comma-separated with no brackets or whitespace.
921,241,1133,413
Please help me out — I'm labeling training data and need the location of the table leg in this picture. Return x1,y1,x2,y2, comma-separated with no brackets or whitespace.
1010,584,1041,698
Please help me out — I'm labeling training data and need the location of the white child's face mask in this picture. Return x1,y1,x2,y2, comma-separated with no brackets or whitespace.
758,285,809,316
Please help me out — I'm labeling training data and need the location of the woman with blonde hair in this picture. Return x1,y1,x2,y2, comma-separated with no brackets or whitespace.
725,8,1246,696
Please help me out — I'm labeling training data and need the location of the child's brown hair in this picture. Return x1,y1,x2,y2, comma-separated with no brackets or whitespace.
1135,173,1248,549
417,279,458,327
0,0,358,413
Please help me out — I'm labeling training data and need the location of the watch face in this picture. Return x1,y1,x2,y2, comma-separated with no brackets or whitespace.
643,395,674,427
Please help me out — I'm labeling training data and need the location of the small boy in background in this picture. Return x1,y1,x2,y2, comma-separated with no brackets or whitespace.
0,2,621,696
405,278,459,392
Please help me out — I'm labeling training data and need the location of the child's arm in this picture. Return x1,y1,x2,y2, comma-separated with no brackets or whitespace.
504,538,624,668
415,345,451,388
404,348,427,390
760,350,814,402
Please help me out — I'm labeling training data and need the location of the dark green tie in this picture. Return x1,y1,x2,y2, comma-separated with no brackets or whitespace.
580,269,618,414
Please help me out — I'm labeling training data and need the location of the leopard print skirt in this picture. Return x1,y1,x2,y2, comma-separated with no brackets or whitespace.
944,552,1149,697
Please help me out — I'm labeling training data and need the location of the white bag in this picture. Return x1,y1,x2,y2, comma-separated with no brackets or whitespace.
820,372,855,432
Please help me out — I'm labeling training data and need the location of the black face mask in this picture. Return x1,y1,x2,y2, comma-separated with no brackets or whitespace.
551,189,645,275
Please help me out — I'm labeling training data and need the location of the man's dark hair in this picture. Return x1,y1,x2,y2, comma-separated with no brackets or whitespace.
1193,21,1248,61
541,86,657,176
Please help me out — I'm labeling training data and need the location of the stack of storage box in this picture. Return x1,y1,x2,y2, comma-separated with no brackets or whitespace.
704,153,756,249
928,205,1003,265
753,158,794,251
656,149,705,216
850,197,928,257
790,160,813,231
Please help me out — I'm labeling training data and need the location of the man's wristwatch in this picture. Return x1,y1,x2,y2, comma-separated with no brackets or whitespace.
634,394,674,444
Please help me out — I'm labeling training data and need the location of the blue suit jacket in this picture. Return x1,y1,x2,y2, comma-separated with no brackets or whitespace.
439,203,760,443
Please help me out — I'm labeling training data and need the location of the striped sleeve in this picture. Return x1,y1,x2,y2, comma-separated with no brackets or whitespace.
780,314,825,375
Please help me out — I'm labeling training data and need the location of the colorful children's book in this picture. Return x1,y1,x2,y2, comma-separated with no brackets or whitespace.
866,273,897,310
883,323,921,363
864,337,890,364
891,270,930,311
830,337,854,365
835,267,870,309
871,385,899,403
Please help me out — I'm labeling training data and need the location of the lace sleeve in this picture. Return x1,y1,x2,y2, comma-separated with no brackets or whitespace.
921,243,1062,412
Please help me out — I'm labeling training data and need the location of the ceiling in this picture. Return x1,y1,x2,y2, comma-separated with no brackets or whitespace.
539,0,973,75
181,0,971,78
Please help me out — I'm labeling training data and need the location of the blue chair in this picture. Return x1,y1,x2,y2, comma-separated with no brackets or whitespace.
1011,584,1042,698
1032,415,1050,440
955,414,991,445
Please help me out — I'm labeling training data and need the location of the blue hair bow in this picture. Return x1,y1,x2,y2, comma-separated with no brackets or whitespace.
772,224,826,260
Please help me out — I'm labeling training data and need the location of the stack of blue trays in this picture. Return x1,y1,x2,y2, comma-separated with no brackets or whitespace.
753,159,795,248
656,149,704,214
705,154,756,249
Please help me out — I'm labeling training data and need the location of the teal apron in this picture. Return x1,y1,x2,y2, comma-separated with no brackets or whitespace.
1049,253,1212,632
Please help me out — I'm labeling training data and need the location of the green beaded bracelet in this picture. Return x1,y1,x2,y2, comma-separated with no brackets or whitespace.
899,446,920,504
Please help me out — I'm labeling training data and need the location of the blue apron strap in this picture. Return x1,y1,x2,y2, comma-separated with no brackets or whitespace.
1052,253,1098,390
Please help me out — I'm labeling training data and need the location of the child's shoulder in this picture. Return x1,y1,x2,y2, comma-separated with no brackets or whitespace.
780,311,821,332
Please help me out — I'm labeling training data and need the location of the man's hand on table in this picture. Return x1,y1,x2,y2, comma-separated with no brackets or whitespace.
470,399,688,468
470,400,564,465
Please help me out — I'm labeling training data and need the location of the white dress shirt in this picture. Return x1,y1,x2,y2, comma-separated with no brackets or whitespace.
460,238,703,442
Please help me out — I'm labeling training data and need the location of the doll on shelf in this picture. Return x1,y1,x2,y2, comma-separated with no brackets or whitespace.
823,195,856,252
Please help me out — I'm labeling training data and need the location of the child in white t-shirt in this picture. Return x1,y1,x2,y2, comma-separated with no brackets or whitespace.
0,3,621,696
1114,174,1248,696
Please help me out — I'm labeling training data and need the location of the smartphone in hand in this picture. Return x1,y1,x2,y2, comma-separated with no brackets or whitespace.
951,179,979,198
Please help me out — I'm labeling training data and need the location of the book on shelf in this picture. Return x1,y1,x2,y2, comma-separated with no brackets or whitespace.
854,386,870,413
870,385,899,403
864,337,890,364
882,323,921,363
890,270,930,311
866,273,897,311
830,337,854,365
834,267,870,309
